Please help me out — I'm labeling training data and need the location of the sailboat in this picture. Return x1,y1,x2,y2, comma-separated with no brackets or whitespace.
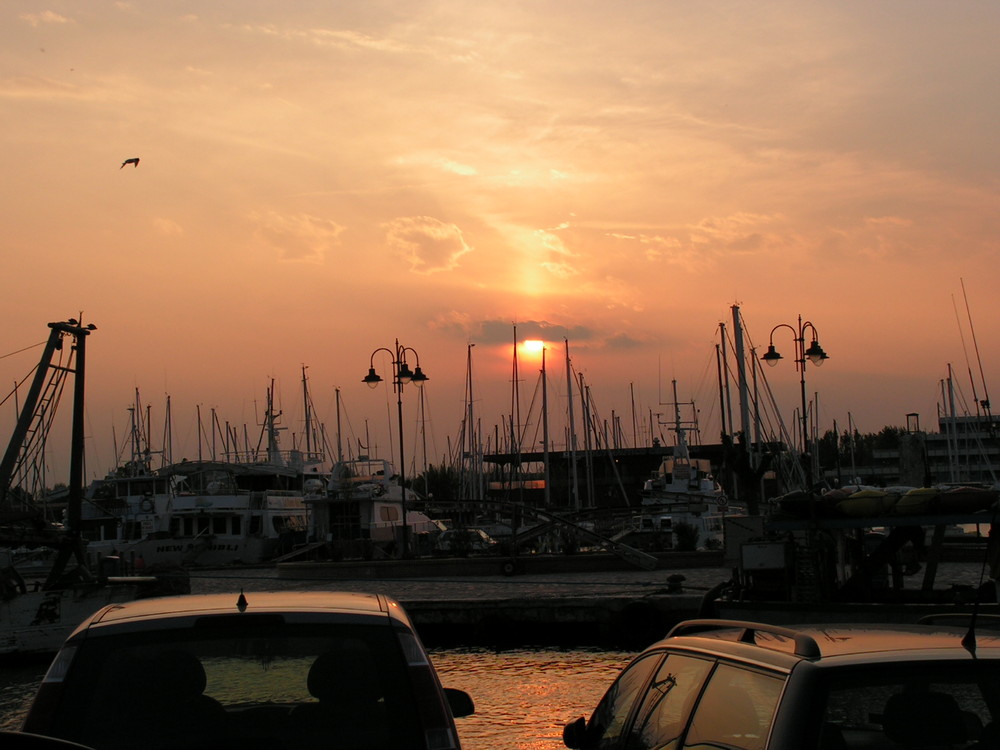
0,319,186,657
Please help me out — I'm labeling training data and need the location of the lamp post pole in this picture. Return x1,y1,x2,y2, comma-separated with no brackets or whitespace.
762,315,829,489
363,339,427,559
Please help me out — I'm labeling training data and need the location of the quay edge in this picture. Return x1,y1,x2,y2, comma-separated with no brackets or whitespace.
276,549,725,580
403,592,708,650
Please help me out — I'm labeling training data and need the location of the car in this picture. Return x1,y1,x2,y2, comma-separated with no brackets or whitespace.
22,590,474,750
562,616,1000,750
432,528,498,556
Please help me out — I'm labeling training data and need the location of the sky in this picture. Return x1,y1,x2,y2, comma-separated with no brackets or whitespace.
2,1,999,482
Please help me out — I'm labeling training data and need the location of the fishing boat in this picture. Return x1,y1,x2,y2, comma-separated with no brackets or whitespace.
621,382,744,551
0,320,186,657
78,382,325,568
303,456,442,559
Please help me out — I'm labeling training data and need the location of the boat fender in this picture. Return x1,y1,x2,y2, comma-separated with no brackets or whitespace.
501,560,518,576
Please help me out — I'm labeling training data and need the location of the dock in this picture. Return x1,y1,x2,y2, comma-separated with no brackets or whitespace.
216,558,727,649
194,557,989,650
276,549,723,580
401,589,708,649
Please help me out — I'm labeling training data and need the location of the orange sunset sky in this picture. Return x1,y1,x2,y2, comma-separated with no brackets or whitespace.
3,2,999,481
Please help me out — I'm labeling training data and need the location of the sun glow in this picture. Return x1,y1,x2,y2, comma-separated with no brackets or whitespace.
521,339,545,356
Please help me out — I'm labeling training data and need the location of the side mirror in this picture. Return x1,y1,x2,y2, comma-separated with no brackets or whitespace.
563,716,588,749
444,687,475,718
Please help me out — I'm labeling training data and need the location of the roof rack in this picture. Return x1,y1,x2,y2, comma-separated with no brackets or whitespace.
666,618,821,659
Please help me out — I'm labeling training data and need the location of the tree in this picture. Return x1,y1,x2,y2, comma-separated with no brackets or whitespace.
412,463,461,501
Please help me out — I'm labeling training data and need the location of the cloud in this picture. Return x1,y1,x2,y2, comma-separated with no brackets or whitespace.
252,211,344,262
384,216,472,274
20,11,72,27
429,316,596,345
153,218,184,236
609,213,786,272
603,332,645,350
0,75,83,100
394,152,478,176
232,23,417,55
535,228,579,278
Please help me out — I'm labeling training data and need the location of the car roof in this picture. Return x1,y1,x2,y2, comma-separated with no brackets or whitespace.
76,591,410,632
655,619,1000,667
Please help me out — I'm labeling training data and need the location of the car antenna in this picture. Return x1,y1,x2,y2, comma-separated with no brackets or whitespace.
963,504,1000,658
237,589,248,612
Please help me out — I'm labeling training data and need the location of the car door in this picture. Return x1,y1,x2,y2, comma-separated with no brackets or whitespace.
681,662,785,750
584,651,666,749
624,652,715,750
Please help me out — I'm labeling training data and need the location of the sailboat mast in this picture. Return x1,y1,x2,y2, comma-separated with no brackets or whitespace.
565,338,579,511
302,366,312,457
732,305,751,447
961,278,993,425
466,344,479,501
542,346,550,506
164,394,173,467
335,387,344,463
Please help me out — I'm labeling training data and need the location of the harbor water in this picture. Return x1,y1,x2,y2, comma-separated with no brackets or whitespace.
0,562,990,747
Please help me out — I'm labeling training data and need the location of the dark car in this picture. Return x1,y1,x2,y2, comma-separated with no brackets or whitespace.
432,528,498,557
563,616,1000,750
22,591,474,750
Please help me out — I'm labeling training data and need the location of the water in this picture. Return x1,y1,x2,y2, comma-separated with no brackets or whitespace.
431,648,628,750
0,647,627,749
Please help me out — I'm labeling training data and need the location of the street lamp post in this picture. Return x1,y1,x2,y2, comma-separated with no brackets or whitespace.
363,339,428,558
761,315,829,488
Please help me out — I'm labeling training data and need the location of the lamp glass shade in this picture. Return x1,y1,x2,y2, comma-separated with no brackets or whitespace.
410,366,428,386
805,340,828,366
363,368,382,388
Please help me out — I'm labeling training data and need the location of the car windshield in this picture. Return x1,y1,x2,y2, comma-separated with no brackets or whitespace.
821,661,1000,750
46,617,423,750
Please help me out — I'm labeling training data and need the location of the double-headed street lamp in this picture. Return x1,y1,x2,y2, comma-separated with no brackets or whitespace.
362,339,428,558
761,315,829,488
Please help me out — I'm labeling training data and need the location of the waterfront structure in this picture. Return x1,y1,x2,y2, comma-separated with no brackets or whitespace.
829,414,999,488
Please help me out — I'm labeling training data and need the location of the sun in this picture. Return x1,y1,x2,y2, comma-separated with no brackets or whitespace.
521,339,545,356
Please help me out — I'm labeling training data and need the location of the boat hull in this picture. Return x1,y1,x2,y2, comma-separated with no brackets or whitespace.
0,582,151,657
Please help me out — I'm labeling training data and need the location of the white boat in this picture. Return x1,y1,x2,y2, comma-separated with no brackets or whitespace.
0,320,183,657
80,460,324,568
79,384,326,568
630,383,743,551
306,457,442,556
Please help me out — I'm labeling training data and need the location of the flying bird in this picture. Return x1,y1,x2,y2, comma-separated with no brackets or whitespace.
120,157,140,169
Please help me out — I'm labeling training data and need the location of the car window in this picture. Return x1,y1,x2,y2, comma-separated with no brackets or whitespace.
821,662,1000,750
682,663,784,750
587,652,665,749
626,653,714,750
45,620,423,750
